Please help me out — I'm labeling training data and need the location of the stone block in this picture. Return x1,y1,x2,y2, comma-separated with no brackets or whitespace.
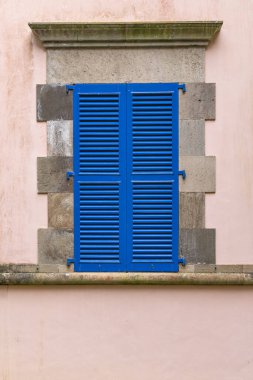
47,48,205,83
58,264,74,273
179,156,216,193
38,228,73,264
179,119,205,156
194,264,216,273
180,83,215,120
48,193,73,229
180,228,216,264
178,264,195,273
180,193,205,228
37,84,72,121
0,264,39,273
216,265,243,273
37,157,73,193
47,120,73,156
38,264,60,273
243,265,253,273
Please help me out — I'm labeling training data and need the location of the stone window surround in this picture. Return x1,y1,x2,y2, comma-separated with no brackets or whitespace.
35,22,218,273
13,21,253,286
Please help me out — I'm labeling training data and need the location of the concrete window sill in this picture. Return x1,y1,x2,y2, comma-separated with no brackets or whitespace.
0,272,253,286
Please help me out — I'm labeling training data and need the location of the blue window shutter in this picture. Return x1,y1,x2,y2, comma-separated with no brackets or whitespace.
125,83,179,272
73,84,127,272
72,83,179,272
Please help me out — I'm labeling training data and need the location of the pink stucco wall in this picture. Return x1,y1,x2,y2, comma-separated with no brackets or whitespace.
1,0,253,264
0,285,253,379
1,1,253,379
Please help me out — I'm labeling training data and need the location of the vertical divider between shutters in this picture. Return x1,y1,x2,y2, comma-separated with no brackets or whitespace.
119,85,128,270
126,85,133,272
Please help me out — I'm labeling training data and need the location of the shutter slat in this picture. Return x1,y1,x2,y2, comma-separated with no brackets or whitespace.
78,91,119,176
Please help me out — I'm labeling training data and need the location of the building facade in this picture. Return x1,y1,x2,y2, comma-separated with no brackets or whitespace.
0,1,253,379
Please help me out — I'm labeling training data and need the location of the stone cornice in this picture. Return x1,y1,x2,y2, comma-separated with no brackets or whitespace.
28,21,222,49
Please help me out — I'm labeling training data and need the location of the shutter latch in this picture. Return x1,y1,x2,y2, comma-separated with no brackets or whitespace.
178,170,186,180
66,171,75,180
179,257,186,266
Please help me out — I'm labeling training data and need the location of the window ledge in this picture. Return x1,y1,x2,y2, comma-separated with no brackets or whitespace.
28,21,222,49
0,272,252,286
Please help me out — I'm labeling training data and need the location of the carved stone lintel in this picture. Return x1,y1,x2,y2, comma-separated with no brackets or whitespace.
29,21,223,49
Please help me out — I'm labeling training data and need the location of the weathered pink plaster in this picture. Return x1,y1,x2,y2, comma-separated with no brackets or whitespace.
0,0,252,264
0,2,253,378
1,286,253,379
1,0,253,264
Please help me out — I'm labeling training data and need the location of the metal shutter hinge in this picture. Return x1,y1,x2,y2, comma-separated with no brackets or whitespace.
67,258,74,266
178,83,186,93
178,170,186,180
178,257,186,266
66,171,75,180
66,84,75,94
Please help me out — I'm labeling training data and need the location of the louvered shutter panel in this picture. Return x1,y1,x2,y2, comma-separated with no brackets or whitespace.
73,84,127,272
126,83,179,272
72,83,179,272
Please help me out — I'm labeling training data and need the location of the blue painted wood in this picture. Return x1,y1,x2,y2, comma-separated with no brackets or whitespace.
71,83,179,272
126,83,179,272
73,84,127,272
